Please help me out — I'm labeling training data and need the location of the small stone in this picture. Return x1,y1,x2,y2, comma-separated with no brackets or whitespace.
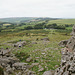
26,57,33,62
31,63,39,67
38,68,44,72
43,70,54,75
55,65,59,68
41,53,45,55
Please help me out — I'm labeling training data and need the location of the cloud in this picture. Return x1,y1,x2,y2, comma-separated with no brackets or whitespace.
0,0,75,18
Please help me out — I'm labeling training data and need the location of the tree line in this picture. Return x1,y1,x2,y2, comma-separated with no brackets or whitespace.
24,22,73,30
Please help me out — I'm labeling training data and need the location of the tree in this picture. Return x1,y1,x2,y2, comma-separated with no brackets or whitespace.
34,24,43,29
24,26,33,30
46,23,57,29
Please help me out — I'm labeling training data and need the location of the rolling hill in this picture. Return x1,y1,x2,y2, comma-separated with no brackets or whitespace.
0,17,58,23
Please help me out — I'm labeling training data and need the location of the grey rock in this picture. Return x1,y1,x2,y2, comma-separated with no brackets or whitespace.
31,63,39,67
38,68,44,72
59,40,68,47
12,62,28,70
43,70,54,75
14,41,26,47
54,25,75,75
26,57,33,62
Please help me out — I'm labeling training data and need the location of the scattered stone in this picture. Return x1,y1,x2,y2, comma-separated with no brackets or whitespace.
26,57,33,62
41,53,45,55
38,65,42,69
31,63,39,67
38,68,44,72
35,57,40,59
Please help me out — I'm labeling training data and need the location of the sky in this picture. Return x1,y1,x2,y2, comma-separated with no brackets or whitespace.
0,0,75,18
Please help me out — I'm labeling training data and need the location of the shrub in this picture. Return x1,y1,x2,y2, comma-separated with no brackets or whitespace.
24,26,33,30
15,52,30,62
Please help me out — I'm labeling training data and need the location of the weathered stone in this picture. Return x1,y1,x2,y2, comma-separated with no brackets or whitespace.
71,25,75,36
43,70,55,75
38,68,44,72
59,40,68,47
14,41,26,47
0,58,10,65
26,57,33,62
31,63,39,67
12,62,28,70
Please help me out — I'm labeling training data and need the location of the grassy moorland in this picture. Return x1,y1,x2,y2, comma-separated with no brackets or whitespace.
0,18,74,75
0,28,72,75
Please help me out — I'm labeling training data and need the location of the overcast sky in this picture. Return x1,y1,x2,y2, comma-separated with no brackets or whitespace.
0,0,75,18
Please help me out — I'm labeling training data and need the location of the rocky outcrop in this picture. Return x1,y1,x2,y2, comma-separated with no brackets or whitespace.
0,48,35,75
54,25,75,75
43,25,75,75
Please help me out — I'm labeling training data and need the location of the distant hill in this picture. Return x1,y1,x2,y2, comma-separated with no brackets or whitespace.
0,17,58,23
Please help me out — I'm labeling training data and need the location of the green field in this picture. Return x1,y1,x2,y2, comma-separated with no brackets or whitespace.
48,19,75,25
